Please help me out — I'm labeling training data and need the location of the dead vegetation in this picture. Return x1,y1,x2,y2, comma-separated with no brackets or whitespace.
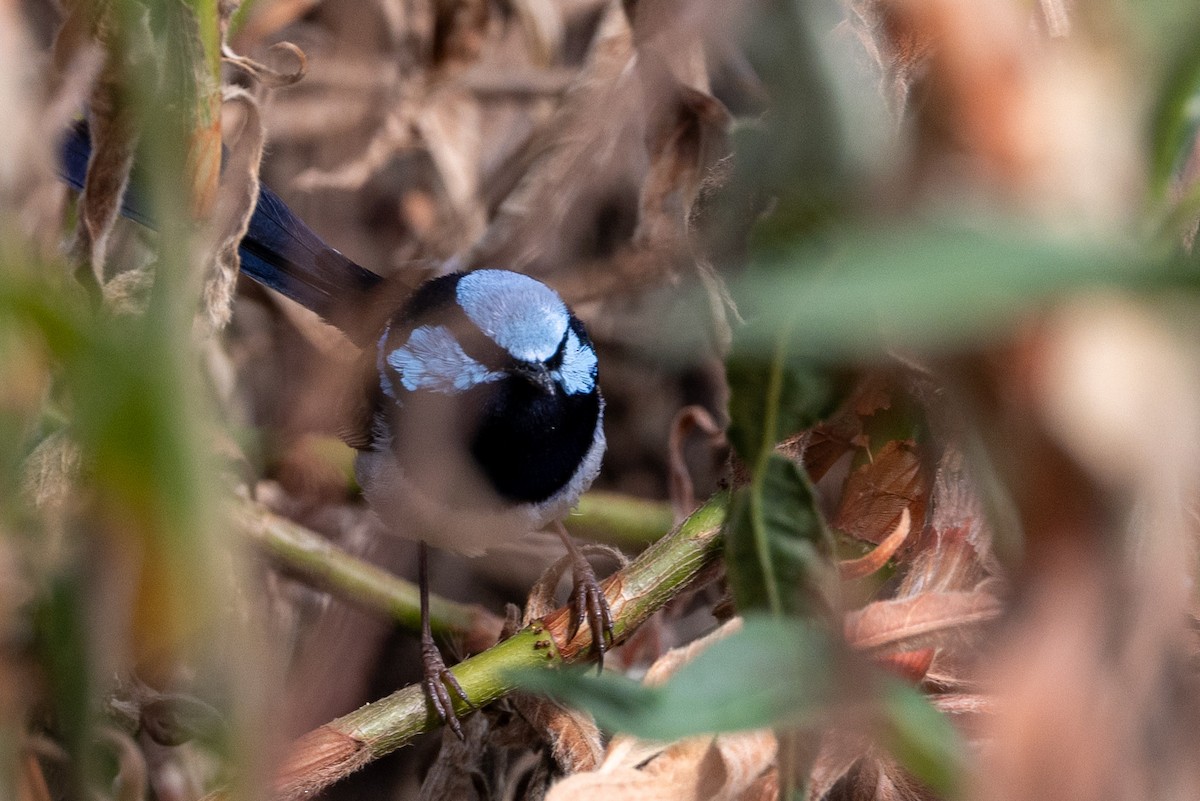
2,0,1200,800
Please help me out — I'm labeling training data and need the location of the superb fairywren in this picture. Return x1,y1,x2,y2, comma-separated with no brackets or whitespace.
59,122,612,737
359,269,605,554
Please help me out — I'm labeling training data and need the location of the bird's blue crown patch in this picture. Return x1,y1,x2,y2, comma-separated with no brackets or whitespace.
456,271,569,363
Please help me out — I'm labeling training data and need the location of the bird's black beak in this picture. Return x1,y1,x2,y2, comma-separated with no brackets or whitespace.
514,362,556,395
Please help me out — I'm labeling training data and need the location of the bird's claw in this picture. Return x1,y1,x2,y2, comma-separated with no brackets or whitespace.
421,639,473,740
567,554,615,673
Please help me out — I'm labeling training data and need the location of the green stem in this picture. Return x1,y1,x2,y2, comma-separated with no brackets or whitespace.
272,492,730,801
566,491,674,548
236,501,505,654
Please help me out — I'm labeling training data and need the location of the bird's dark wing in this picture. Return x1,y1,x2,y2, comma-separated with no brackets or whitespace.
58,121,385,343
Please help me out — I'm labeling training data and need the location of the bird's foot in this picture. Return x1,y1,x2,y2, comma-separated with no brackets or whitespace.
565,545,615,672
421,636,473,739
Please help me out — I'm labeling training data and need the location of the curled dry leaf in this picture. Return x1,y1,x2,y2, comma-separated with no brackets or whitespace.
198,87,266,333
221,42,308,88
65,18,139,290
803,373,896,483
834,440,929,551
839,507,911,580
920,446,997,588
20,431,83,513
808,729,871,801
667,404,726,522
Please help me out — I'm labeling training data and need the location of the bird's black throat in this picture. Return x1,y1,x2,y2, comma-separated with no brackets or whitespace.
470,377,601,505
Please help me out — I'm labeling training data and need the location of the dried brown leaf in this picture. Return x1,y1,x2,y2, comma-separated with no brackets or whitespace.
545,731,775,801
802,374,894,482
834,440,929,549
844,590,1001,653
199,86,267,333
67,26,138,289
925,447,994,577
642,617,741,686
512,693,605,774
415,87,487,251
809,730,869,801
737,771,777,801
1036,0,1071,37
419,695,593,800
930,692,993,718
523,542,628,627
975,543,1200,801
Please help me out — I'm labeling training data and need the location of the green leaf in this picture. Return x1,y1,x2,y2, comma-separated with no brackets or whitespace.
879,681,966,798
724,454,833,617
519,619,965,796
735,221,1163,361
724,316,837,618
725,330,838,468
517,617,834,741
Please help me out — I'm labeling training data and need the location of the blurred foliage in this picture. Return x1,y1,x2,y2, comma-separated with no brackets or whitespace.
5,0,1200,799
521,617,836,739
0,0,238,798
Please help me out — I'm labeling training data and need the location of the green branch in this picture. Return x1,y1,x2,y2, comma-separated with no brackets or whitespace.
270,492,729,801
565,490,674,548
236,501,505,654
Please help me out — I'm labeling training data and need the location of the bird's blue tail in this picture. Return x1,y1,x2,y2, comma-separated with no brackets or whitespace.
58,121,384,338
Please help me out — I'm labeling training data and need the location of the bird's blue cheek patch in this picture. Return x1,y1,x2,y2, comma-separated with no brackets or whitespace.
552,329,597,395
386,325,501,394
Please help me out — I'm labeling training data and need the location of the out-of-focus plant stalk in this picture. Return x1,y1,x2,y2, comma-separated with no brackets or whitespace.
236,500,505,654
566,490,674,548
270,492,729,801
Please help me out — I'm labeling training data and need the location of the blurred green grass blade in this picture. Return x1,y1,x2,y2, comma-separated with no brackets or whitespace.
518,617,833,740
734,221,1164,360
1147,9,1200,195
725,455,832,617
34,578,95,795
880,681,966,798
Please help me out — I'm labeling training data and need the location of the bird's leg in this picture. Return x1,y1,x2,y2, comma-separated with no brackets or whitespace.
554,523,615,671
418,542,473,739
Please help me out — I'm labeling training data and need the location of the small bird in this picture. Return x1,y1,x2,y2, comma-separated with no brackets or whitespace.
349,268,610,731
58,122,613,737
